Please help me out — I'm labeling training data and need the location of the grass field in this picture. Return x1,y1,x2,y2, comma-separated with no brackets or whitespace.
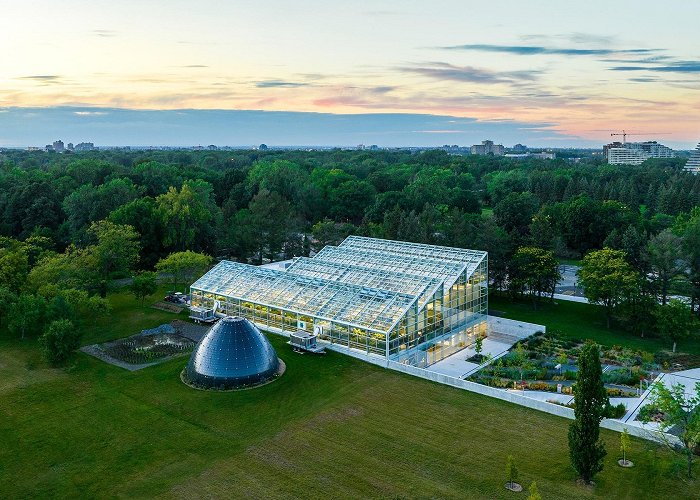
490,294,700,356
0,291,698,498
82,285,189,345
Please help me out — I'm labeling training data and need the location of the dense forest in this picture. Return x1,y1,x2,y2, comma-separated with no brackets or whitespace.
1,148,699,357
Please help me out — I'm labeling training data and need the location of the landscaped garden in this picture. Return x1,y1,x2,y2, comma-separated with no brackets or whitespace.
468,332,663,416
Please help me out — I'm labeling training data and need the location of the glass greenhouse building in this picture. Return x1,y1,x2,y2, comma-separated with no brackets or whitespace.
190,236,488,367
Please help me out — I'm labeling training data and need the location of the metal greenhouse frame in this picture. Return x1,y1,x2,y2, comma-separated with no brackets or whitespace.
190,236,488,367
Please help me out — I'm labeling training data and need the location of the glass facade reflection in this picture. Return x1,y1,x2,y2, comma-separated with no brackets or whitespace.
190,236,488,368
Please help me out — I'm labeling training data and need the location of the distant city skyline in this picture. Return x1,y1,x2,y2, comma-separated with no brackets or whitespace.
2,1,700,147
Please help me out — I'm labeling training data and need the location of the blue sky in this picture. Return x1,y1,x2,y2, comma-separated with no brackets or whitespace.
0,107,579,147
2,1,699,147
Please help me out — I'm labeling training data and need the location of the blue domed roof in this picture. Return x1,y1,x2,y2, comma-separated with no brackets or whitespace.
185,316,279,389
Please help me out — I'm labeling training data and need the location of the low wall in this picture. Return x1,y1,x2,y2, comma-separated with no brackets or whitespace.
488,316,546,339
387,360,574,419
552,293,589,304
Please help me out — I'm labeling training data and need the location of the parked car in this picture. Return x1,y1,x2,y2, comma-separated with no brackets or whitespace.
164,292,188,304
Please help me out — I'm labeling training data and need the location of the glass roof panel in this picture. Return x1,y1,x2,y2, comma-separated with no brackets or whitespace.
190,236,486,334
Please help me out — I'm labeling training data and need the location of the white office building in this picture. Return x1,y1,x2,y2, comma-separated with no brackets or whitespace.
471,140,504,156
605,141,675,165
685,143,700,174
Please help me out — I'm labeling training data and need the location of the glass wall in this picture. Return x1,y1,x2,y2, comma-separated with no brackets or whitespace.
387,258,488,368
190,289,387,356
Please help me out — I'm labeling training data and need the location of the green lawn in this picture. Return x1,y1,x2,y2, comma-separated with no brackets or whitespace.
490,294,700,355
81,285,189,345
0,292,698,498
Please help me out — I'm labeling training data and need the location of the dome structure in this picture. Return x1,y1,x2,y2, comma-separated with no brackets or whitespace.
183,316,281,390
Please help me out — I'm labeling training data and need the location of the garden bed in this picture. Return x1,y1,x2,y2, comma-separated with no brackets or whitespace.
467,331,656,401
82,320,206,370
102,332,194,365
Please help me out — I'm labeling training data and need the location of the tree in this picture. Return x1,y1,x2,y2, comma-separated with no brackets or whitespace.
568,342,608,484
7,293,47,340
62,178,140,236
505,455,519,490
647,229,686,305
0,287,17,326
156,180,219,252
311,219,355,253
155,251,212,292
474,334,484,358
615,290,657,338
682,216,700,315
494,192,539,240
621,226,647,272
40,319,81,365
231,189,298,263
328,180,376,223
474,216,512,293
509,247,561,308
639,381,700,478
556,351,568,373
88,220,140,282
620,428,632,467
0,246,29,292
577,249,639,328
109,197,165,268
653,299,698,353
527,481,542,500
130,271,158,306
26,245,99,294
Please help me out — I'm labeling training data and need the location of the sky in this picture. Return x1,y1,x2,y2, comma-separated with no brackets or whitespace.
2,0,700,148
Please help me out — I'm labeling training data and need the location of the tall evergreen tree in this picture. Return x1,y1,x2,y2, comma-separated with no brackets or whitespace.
646,229,686,305
568,342,609,484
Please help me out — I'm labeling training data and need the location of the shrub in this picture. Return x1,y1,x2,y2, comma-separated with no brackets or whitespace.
606,387,637,398
39,319,81,365
605,403,627,419
526,381,554,392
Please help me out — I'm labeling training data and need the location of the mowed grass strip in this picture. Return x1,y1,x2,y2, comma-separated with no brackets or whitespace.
0,332,697,499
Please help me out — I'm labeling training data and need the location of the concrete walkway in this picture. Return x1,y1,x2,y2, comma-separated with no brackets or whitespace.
426,338,514,379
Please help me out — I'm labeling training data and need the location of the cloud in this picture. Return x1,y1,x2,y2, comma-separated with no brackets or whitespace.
92,30,117,37
74,111,109,116
16,75,64,86
255,80,312,88
610,61,700,73
181,64,208,68
401,62,540,84
17,75,61,81
567,33,615,45
441,44,657,57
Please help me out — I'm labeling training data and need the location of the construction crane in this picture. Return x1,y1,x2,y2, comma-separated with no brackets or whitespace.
610,130,669,144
